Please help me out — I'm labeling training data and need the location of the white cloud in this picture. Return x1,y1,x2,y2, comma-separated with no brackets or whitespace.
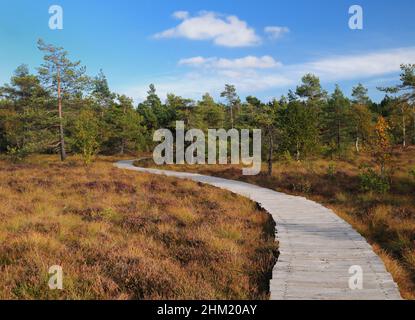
296,47,415,80
178,56,214,67
121,47,415,102
216,56,281,69
172,11,189,20
179,55,281,69
154,11,261,47
264,26,290,40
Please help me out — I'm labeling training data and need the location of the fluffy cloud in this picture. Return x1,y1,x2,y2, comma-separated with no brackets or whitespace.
179,55,281,69
264,26,290,40
154,11,261,47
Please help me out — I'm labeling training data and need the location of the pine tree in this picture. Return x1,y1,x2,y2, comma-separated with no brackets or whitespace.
37,39,90,161
322,85,352,155
221,84,240,128
0,65,55,160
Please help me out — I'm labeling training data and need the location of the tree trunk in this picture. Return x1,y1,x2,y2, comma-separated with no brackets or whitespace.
57,65,67,161
230,105,234,128
120,104,126,155
296,141,300,161
355,136,360,153
402,111,406,148
413,105,415,145
337,120,341,151
120,140,125,155
267,130,273,176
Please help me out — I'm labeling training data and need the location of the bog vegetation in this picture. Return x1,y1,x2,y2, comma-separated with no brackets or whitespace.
0,40,415,299
0,156,277,299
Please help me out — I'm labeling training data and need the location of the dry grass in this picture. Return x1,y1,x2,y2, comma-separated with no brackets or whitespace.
0,155,278,300
136,146,415,300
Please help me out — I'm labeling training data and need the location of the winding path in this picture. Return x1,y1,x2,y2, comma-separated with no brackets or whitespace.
115,160,402,300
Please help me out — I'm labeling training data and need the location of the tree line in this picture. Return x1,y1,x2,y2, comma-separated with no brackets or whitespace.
0,40,414,174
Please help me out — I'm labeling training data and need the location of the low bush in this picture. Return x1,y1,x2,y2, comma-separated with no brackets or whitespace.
359,166,390,194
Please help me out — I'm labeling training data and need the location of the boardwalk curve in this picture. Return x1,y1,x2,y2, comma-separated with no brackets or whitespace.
115,160,402,300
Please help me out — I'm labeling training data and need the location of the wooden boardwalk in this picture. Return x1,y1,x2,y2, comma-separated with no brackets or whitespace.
115,160,402,300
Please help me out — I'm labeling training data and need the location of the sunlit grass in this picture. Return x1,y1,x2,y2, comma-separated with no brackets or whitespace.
0,155,277,300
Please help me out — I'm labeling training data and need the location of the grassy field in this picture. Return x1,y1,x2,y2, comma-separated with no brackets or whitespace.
136,147,415,300
0,156,278,300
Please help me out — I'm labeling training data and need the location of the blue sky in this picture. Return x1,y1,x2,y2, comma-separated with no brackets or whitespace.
0,0,414,103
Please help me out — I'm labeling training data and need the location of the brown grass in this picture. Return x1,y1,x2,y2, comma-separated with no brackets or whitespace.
136,146,415,300
0,156,278,300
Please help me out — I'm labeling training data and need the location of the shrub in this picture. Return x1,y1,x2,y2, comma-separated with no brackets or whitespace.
410,167,415,181
73,109,101,166
359,166,390,194
6,146,30,163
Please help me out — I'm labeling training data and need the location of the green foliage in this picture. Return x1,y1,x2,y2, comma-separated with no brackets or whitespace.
37,39,90,96
322,85,353,156
352,83,371,106
73,108,101,165
198,93,225,130
103,95,146,154
0,39,414,165
409,167,415,181
359,165,390,194
92,69,115,108
278,100,320,161
350,103,373,152
296,73,326,102
221,84,240,128
0,106,55,161
6,146,30,163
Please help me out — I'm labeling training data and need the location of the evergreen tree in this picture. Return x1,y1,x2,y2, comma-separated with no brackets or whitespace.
0,65,55,160
296,73,327,103
379,65,415,147
323,85,352,155
221,84,240,128
280,100,319,161
352,83,371,105
92,69,115,110
197,93,225,130
37,39,90,161
104,95,146,154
